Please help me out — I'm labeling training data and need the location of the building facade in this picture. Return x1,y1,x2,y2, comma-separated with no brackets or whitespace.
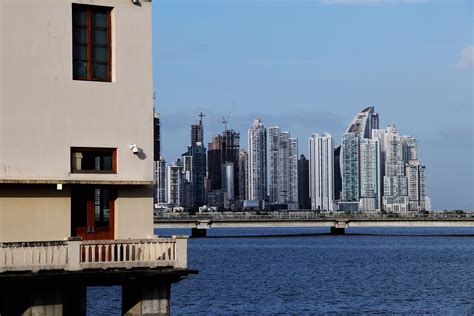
248,119,267,202
309,133,335,211
359,138,382,211
297,155,311,209
0,0,155,242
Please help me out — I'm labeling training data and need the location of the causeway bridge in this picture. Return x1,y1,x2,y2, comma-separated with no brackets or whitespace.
154,211,474,237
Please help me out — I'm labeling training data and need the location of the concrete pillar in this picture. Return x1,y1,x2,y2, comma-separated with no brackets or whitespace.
330,226,345,235
122,283,171,316
191,228,207,238
0,285,86,316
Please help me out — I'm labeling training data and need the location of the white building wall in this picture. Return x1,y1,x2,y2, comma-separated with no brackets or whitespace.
309,133,334,211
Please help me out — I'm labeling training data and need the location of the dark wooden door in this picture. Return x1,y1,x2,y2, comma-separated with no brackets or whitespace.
72,187,116,240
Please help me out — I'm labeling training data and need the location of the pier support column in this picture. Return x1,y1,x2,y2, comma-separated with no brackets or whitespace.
0,285,86,316
122,283,171,316
191,228,207,238
330,226,346,235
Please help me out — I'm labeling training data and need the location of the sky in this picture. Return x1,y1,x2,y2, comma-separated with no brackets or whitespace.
152,0,473,210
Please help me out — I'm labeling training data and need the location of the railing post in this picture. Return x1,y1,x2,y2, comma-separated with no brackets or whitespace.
67,237,81,271
172,236,188,269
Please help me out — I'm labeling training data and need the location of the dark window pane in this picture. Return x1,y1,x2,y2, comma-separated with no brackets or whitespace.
92,63,108,80
73,8,87,26
93,30,108,45
73,60,88,78
92,46,108,63
73,27,88,44
92,11,108,28
103,156,112,170
73,44,88,61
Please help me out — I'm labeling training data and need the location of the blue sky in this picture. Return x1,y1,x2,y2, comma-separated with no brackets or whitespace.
152,0,473,210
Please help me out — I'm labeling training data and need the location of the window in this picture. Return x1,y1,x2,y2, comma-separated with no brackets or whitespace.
72,4,112,81
71,147,117,173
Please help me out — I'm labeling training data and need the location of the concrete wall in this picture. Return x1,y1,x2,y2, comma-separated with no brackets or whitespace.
0,185,154,242
0,0,153,183
116,186,154,239
0,185,71,242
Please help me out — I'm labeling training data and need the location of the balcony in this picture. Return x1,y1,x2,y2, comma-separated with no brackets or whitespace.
0,236,188,273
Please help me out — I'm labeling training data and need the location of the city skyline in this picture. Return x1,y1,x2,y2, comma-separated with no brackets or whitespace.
154,106,431,212
153,0,473,210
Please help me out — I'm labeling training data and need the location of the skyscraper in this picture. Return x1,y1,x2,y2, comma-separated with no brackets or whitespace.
339,106,380,211
402,135,417,162
207,135,223,191
183,114,207,208
185,145,206,207
359,138,382,211
268,127,298,206
297,154,311,209
382,125,409,212
153,112,161,204
153,112,161,161
333,146,342,201
221,129,241,199
406,159,427,211
155,157,167,204
167,163,182,208
309,133,335,211
288,137,299,206
344,106,379,139
341,132,360,203
238,149,249,200
190,113,204,147
248,119,267,203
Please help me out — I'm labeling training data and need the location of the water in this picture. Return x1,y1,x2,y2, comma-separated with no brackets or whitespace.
88,228,474,315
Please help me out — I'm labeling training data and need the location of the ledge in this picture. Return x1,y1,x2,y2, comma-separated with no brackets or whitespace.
0,179,154,185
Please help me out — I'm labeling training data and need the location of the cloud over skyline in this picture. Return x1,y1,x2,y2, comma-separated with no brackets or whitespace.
456,46,474,70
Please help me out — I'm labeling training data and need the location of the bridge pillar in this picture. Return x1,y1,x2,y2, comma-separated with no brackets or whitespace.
330,227,345,235
191,228,207,238
330,221,347,235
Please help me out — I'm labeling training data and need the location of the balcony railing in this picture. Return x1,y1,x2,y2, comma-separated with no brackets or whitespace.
0,236,187,273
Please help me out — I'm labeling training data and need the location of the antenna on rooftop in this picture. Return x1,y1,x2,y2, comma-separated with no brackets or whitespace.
222,116,229,130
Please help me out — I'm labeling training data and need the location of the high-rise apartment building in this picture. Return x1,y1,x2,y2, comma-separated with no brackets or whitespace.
155,157,167,204
288,137,299,206
359,138,382,211
341,132,360,202
382,125,409,212
406,159,427,211
238,149,249,200
207,135,223,191
167,163,183,207
402,135,417,162
309,133,335,211
333,146,342,201
268,127,298,206
298,155,311,209
154,112,161,161
153,112,161,204
248,119,267,202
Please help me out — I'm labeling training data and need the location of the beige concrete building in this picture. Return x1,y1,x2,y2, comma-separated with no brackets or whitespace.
0,0,154,242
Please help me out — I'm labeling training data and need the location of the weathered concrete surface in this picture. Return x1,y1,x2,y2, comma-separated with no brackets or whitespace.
123,283,170,316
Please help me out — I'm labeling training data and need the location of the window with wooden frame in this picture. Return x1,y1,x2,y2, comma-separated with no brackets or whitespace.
71,147,117,174
72,4,112,82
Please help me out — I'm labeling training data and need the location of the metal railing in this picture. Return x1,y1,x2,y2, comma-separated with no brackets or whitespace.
0,236,187,273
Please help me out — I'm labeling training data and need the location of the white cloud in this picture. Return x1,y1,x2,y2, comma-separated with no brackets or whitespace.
456,46,474,70
320,0,429,4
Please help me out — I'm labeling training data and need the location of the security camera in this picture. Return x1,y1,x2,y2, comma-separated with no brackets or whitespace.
129,144,139,154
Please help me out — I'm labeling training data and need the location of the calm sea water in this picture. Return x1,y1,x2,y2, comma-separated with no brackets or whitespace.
88,227,474,315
